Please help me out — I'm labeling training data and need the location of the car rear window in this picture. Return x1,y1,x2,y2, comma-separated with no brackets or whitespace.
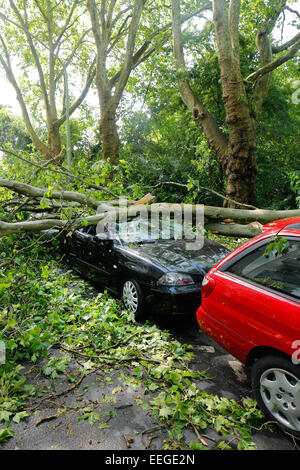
226,239,300,300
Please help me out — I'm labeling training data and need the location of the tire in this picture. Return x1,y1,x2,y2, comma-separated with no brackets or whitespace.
122,279,145,320
251,355,300,438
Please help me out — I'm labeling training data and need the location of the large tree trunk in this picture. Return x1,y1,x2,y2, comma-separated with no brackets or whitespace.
48,124,62,161
100,106,119,164
213,0,258,207
222,86,258,206
87,0,144,166
225,153,257,207
171,0,259,207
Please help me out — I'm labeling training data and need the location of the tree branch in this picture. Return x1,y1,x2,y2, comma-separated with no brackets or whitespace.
9,0,51,116
55,57,96,127
0,33,50,156
110,3,213,89
54,28,93,86
286,5,300,20
87,0,111,100
246,37,300,82
0,179,101,209
250,0,287,114
229,0,241,66
33,0,47,21
171,0,228,165
113,0,145,105
53,0,79,49
272,32,300,53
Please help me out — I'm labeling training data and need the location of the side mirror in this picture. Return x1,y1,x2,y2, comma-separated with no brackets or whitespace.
94,233,112,242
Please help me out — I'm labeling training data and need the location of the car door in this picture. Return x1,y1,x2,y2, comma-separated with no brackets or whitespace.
82,226,119,293
209,236,300,361
67,226,91,273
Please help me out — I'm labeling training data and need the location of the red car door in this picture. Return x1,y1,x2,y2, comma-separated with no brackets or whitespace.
200,237,300,363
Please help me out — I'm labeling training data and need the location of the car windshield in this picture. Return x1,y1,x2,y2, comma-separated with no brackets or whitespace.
100,218,196,244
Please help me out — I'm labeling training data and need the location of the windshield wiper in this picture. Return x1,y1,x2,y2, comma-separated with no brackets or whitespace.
136,239,156,244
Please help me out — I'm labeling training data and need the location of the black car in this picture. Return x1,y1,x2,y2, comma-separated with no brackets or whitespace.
61,218,229,319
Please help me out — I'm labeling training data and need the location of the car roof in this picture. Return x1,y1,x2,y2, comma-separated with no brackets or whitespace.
209,216,300,274
262,216,300,234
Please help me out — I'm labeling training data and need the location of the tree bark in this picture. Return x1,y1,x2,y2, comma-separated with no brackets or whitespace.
99,101,120,164
205,221,262,238
48,124,62,161
151,203,300,224
171,0,228,166
212,0,257,207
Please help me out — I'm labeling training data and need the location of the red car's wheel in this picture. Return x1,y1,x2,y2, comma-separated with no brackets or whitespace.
251,355,300,438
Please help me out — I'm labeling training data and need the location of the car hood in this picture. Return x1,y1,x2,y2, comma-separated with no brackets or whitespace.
119,238,230,275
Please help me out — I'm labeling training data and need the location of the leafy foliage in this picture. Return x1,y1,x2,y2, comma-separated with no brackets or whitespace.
0,232,264,449
264,236,290,257
0,106,31,151
290,171,300,208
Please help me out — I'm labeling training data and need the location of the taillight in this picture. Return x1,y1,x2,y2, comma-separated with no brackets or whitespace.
201,275,216,298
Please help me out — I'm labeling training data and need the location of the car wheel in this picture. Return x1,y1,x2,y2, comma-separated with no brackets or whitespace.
122,280,144,320
251,355,300,437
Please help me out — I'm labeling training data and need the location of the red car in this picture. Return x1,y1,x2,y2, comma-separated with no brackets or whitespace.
196,217,300,437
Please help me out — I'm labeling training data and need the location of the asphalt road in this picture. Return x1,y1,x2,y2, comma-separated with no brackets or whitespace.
1,310,299,452
152,313,299,450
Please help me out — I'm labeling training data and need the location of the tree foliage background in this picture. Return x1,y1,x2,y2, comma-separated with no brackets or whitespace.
0,0,298,209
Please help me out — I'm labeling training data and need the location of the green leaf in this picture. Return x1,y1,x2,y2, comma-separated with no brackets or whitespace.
0,410,12,423
12,411,29,423
159,406,173,418
0,428,14,442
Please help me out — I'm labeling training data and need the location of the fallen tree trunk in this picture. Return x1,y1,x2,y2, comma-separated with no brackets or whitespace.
0,199,157,237
1,178,300,238
0,213,260,238
150,203,300,224
0,179,155,212
0,219,68,236
0,178,101,209
205,222,263,238
204,206,300,224
2,179,300,223
0,216,263,238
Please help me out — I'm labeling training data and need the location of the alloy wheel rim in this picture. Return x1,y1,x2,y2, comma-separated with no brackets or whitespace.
259,367,300,432
122,281,139,313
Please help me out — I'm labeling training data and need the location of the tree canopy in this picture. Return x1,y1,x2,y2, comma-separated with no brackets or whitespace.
0,0,299,214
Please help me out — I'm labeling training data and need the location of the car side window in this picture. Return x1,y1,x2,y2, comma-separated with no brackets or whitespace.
225,239,300,300
78,225,96,236
78,226,89,234
87,225,96,236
